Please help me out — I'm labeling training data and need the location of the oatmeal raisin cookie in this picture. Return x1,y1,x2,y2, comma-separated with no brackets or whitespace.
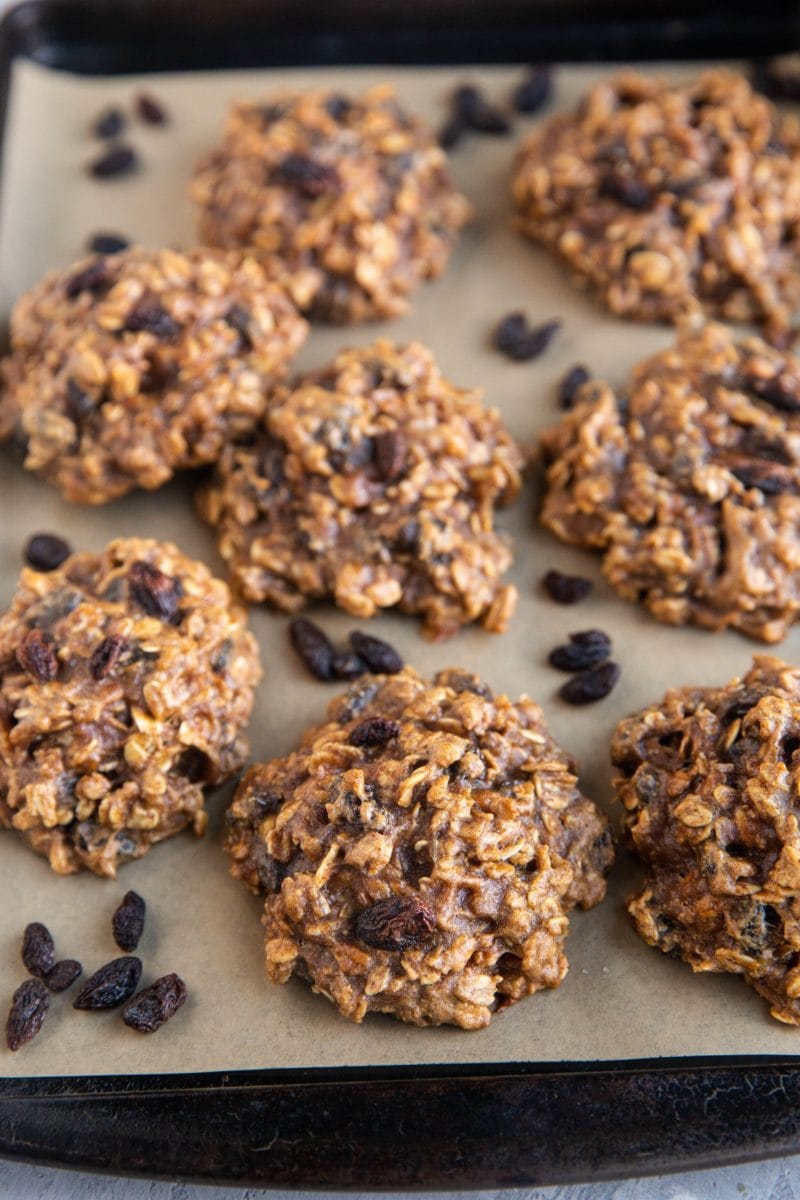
540,322,800,642
0,246,307,504
226,667,613,1028
190,85,471,322
512,68,800,341
197,339,523,639
613,655,800,1025
0,537,261,876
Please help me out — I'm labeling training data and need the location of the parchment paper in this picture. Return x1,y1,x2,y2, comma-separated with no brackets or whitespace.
1,58,799,1078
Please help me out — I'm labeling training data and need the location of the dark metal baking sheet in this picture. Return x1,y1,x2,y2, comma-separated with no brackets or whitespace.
2,0,800,1188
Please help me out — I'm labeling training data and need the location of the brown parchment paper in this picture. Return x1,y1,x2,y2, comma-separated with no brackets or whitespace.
1,57,800,1079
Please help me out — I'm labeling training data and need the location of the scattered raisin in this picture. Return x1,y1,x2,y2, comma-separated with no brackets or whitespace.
511,66,553,114
45,960,82,993
493,312,561,361
87,232,130,255
548,629,611,672
88,145,140,179
272,153,339,196
452,84,511,134
92,108,126,139
73,956,142,1010
331,652,367,681
24,533,72,573
374,430,407,482
65,257,111,298
438,114,466,150
129,561,182,623
558,364,591,409
21,922,55,977
355,896,435,951
542,569,593,604
349,630,403,674
599,171,652,210
16,629,58,683
89,634,129,680
124,302,181,339
350,716,400,747
112,890,146,952
288,617,335,680
559,660,621,705
6,979,49,1050
135,92,169,125
122,973,187,1033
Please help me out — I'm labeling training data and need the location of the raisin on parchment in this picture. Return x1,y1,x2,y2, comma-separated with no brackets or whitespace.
21,922,55,977
6,979,49,1050
112,890,146,952
122,973,187,1033
73,956,142,1010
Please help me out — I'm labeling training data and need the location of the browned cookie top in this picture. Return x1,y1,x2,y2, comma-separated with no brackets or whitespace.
190,85,471,323
226,667,613,1028
0,537,261,876
612,655,800,1025
197,339,523,639
540,321,800,642
512,69,800,341
0,247,307,504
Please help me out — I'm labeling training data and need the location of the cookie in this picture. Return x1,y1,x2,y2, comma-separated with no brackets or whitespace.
197,339,523,639
512,68,800,342
0,537,261,876
612,655,800,1025
189,85,471,323
226,667,613,1028
0,247,307,504
540,321,800,642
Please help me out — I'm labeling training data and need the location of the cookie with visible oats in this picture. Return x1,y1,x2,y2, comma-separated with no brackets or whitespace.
512,68,800,343
226,667,613,1029
0,246,307,504
613,655,800,1025
540,322,800,643
197,339,523,639
190,85,471,323
0,537,261,876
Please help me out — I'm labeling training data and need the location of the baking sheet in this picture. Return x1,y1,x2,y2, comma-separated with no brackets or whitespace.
1,57,799,1078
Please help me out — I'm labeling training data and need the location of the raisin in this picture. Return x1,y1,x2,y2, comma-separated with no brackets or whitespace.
452,84,510,134
73,956,142,1010
438,114,466,150
730,461,794,494
548,629,611,672
348,630,403,674
177,746,211,782
24,533,71,573
211,638,233,674
559,660,621,704
542,569,593,604
17,629,58,682
21,922,55,977
272,154,339,196
373,430,407,482
112,890,146,952
331,651,367,681
129,561,182,623
45,959,82,993
558,364,591,409
124,303,180,339
65,257,111,299
747,375,800,413
493,312,561,361
288,617,335,680
87,232,130,255
225,304,253,350
511,66,553,114
135,92,168,125
6,979,49,1050
122,973,187,1033
354,896,435,951
89,634,128,680
88,145,140,179
599,172,652,210
325,94,352,121
92,108,126,139
350,717,400,747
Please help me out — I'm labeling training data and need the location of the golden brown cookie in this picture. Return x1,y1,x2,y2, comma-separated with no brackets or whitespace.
512,69,800,342
190,85,471,322
0,247,307,504
0,537,261,876
225,667,613,1029
540,322,800,642
197,339,523,639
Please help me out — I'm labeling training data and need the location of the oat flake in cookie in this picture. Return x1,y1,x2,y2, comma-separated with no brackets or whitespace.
198,340,523,639
225,668,613,1029
612,655,800,1025
0,246,307,504
540,322,800,642
190,86,471,323
512,69,800,342
0,538,261,876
